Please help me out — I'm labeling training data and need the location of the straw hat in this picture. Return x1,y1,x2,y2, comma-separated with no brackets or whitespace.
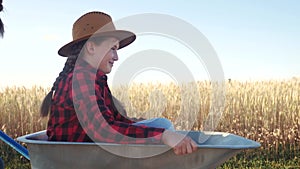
58,11,136,57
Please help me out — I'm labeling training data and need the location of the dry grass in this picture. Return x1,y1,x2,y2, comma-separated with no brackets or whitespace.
218,78,300,156
0,86,48,137
111,78,300,157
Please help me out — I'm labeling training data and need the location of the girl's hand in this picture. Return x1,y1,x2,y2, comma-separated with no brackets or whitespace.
162,130,198,155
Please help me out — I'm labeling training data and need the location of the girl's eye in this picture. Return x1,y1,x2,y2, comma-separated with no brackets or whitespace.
111,45,118,50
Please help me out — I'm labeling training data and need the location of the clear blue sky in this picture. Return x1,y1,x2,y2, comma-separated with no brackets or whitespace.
0,0,300,87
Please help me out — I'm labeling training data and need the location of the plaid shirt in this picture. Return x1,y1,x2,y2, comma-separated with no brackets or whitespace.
47,59,165,144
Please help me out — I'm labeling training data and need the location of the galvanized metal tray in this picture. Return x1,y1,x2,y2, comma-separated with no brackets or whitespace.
17,130,260,169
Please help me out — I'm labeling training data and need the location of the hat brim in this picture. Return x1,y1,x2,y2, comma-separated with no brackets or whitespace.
58,30,136,57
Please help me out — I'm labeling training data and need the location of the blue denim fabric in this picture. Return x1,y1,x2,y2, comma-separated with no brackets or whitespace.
133,118,175,131
0,157,4,169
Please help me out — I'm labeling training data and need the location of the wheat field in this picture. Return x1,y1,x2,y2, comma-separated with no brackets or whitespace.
114,79,300,156
0,78,299,168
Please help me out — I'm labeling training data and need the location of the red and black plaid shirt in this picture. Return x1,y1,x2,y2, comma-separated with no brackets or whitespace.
47,59,165,144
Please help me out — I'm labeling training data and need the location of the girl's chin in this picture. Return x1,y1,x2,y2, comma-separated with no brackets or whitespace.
105,67,112,74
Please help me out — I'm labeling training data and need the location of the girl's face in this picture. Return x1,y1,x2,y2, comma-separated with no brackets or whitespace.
96,37,119,74
84,37,119,74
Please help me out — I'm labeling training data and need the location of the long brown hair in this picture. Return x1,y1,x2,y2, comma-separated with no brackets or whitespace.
40,38,109,117
40,40,90,117
0,0,4,37
40,56,77,117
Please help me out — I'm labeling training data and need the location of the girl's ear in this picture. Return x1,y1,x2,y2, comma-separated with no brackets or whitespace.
85,41,95,55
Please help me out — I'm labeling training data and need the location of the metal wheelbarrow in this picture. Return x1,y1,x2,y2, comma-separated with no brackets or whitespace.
13,130,260,169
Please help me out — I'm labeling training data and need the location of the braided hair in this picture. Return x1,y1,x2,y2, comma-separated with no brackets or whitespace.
0,0,4,37
40,38,108,117
40,55,77,117
40,40,87,117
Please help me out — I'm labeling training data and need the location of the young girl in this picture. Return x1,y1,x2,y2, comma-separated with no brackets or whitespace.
40,11,197,155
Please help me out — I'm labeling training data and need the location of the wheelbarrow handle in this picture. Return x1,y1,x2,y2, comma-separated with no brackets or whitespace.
0,130,30,160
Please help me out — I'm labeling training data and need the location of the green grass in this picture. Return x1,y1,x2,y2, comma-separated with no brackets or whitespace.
0,144,30,169
219,148,300,169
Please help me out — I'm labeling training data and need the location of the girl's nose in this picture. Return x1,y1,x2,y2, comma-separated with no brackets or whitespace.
112,50,118,61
